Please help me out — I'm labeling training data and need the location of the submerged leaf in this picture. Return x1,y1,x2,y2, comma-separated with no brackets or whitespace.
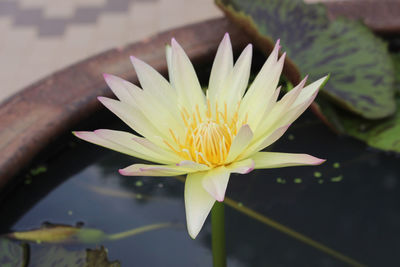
5,222,175,244
6,224,81,244
216,0,396,119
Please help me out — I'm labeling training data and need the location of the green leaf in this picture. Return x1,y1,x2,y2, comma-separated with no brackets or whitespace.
216,0,396,119
341,96,400,153
86,246,121,267
31,245,120,267
392,52,400,94
0,238,25,267
31,246,87,267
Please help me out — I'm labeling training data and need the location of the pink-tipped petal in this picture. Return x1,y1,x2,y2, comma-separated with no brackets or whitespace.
185,172,216,239
102,74,137,106
170,37,206,113
119,163,191,176
228,158,255,174
208,32,234,105
201,167,230,202
253,152,326,169
226,124,253,163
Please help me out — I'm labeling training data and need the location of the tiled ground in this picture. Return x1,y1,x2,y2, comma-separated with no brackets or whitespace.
0,0,325,103
0,0,222,102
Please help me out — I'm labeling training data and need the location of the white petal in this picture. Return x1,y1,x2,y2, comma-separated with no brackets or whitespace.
226,124,253,163
73,130,178,164
253,152,326,169
292,75,329,108
103,75,181,134
240,40,282,114
119,163,194,176
170,38,206,113
121,85,184,138
130,56,181,121
240,124,290,160
97,97,168,147
253,77,307,141
103,74,137,106
165,44,174,86
227,158,255,174
185,172,216,239
176,160,210,171
268,75,329,129
240,51,286,130
95,129,181,163
208,33,233,106
218,44,252,117
202,166,230,202
73,131,136,157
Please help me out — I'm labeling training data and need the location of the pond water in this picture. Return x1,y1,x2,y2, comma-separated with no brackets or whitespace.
0,109,399,267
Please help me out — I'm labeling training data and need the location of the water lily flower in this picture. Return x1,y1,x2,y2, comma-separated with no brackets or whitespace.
74,34,328,239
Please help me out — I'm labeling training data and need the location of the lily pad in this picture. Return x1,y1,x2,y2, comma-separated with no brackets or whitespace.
31,245,120,267
216,0,396,119
341,96,400,153
392,52,400,94
0,238,25,267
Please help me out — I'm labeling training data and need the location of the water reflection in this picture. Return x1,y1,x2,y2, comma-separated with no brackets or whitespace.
0,111,399,266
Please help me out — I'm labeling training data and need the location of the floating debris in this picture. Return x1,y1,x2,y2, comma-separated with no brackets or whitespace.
294,178,302,184
330,175,343,182
68,210,73,216
237,202,244,207
276,177,286,184
288,134,295,140
333,162,340,169
313,172,322,178
30,165,47,176
135,180,143,187
318,180,324,184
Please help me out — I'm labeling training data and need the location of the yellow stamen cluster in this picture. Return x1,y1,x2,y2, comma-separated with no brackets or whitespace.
165,99,248,167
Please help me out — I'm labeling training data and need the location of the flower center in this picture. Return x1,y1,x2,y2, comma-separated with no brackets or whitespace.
164,99,248,167
187,120,232,166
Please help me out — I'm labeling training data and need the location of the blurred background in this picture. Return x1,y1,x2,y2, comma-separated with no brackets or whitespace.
0,0,222,102
0,0,331,103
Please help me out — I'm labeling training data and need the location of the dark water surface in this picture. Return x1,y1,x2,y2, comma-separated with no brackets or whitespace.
1,111,399,267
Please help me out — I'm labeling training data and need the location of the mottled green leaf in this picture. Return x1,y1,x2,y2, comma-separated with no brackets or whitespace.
0,238,25,267
31,246,87,267
341,96,400,153
216,0,396,119
392,53,400,94
86,247,121,267
31,246,120,267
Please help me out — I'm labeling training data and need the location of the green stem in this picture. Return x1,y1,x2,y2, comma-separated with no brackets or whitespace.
107,223,173,241
211,201,226,267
